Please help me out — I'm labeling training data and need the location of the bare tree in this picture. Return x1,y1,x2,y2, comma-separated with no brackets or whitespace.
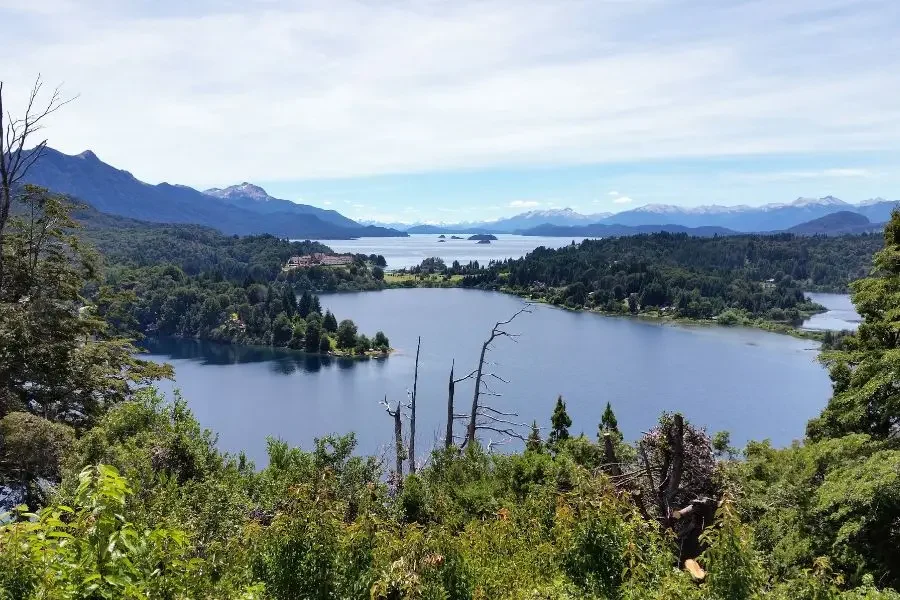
0,77,75,275
380,395,406,489
407,336,421,474
455,306,532,447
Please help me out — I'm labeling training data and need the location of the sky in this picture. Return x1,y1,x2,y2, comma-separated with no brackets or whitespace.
1,0,898,224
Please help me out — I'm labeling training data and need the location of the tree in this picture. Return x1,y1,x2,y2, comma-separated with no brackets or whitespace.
373,266,384,281
0,188,169,426
297,291,313,318
0,77,74,282
272,312,293,346
408,336,420,474
354,334,371,355
548,396,571,450
811,210,900,440
304,319,322,353
599,401,619,436
336,319,358,349
319,334,332,354
463,306,532,446
526,421,543,453
323,310,338,333
373,331,390,351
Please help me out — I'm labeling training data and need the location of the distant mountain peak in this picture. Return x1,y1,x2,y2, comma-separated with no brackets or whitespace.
790,196,848,207
77,150,99,161
204,182,271,202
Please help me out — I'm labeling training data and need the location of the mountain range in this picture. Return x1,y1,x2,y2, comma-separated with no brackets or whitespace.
21,148,406,239
18,147,897,240
369,197,898,235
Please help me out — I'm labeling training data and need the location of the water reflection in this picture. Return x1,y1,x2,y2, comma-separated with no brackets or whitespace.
140,337,373,375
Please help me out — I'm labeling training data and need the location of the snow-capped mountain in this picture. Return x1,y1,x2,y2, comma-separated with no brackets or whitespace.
604,196,896,231
371,208,613,233
367,197,898,234
203,183,359,228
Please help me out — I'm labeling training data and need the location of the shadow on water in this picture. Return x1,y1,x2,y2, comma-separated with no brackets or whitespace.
139,337,370,375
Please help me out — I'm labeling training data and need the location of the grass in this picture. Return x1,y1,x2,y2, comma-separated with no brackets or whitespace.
384,272,464,286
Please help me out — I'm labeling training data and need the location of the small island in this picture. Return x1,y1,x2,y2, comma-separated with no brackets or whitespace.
450,235,464,239
468,234,498,241
477,239,491,244
438,239,446,242
438,234,446,239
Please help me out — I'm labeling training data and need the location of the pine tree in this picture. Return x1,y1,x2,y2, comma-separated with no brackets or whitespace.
599,401,619,439
297,291,312,318
323,310,338,333
548,395,572,450
526,420,543,453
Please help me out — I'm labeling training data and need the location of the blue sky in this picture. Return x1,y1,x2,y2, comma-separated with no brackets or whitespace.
2,0,898,223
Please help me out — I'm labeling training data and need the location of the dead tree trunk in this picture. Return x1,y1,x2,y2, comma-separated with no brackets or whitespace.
466,338,490,444
602,432,622,477
446,359,455,449
465,307,531,446
381,395,405,489
408,336,420,474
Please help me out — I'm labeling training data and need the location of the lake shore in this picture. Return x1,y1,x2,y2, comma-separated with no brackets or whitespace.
382,276,833,340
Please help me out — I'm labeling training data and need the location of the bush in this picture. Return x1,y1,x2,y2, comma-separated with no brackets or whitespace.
0,412,74,481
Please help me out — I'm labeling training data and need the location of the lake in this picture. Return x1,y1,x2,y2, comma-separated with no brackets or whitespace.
803,292,861,331
312,234,595,270
143,288,833,466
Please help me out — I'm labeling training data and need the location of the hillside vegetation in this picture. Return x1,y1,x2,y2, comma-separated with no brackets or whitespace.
459,233,882,325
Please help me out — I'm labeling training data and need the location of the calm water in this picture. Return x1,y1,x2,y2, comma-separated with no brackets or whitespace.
803,292,861,331
312,234,594,270
143,289,832,466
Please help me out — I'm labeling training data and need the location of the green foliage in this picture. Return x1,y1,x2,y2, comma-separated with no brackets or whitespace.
600,401,619,434
0,412,73,482
700,501,765,600
337,318,359,349
462,232,880,322
548,396,572,451
0,464,221,600
0,188,169,428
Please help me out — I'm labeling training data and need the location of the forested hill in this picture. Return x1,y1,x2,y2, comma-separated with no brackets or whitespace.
461,232,882,321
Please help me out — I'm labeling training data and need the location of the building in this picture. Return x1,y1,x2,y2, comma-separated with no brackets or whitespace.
284,253,354,269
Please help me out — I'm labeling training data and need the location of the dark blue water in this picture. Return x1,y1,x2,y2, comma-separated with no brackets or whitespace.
143,288,831,465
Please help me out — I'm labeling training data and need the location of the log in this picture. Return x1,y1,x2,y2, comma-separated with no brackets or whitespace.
684,559,706,581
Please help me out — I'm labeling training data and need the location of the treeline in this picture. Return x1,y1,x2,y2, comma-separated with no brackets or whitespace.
458,232,882,322
81,208,388,292
102,266,389,354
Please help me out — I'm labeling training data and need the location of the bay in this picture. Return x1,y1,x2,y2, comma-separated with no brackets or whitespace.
311,234,595,270
803,292,861,331
143,288,831,466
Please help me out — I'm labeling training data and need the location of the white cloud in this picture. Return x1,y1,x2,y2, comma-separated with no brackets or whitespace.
508,200,541,208
2,0,898,186
322,200,332,206
608,191,620,197
612,195,635,204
